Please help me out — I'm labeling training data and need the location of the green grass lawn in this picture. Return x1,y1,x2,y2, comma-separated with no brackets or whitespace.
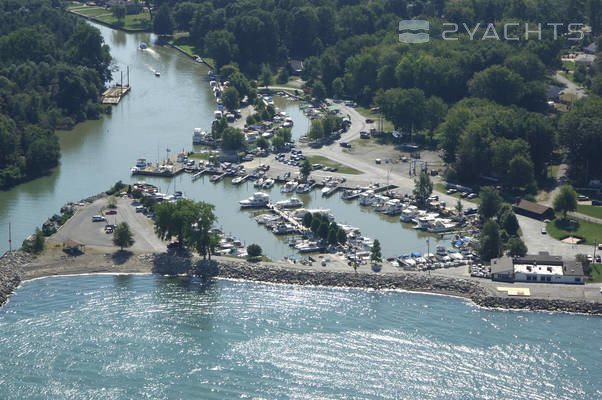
355,106,394,132
306,155,362,175
587,263,602,283
188,152,217,160
576,205,602,219
68,2,150,31
546,215,602,246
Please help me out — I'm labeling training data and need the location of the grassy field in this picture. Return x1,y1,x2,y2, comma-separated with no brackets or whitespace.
355,106,394,131
188,152,217,160
306,155,362,175
68,2,151,31
546,215,602,246
576,204,602,219
587,263,602,283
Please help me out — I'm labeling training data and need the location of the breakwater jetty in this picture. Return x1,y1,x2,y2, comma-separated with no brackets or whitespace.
0,252,28,306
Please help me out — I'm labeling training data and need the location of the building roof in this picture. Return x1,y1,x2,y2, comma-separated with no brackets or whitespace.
584,42,597,53
490,256,514,274
289,59,304,72
575,54,596,64
562,260,584,277
515,253,564,265
514,199,553,216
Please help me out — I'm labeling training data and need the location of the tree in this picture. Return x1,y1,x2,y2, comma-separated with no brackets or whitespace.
337,229,347,244
479,186,503,221
302,212,313,228
259,64,272,87
479,220,502,261
221,127,246,151
301,159,312,179
271,135,284,150
501,211,519,236
308,119,324,140
247,243,262,259
153,4,174,35
371,239,382,263
507,154,535,191
204,30,238,69
468,65,524,106
222,87,240,111
277,128,292,143
312,80,327,101
112,4,127,24
374,88,426,131
507,237,527,257
154,200,213,243
413,172,433,206
332,77,345,98
553,185,578,219
256,137,269,150
327,226,338,245
318,221,329,240
132,189,143,200
113,222,135,251
277,67,289,84
456,199,463,215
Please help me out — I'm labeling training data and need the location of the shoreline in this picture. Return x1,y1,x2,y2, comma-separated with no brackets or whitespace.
1,250,600,315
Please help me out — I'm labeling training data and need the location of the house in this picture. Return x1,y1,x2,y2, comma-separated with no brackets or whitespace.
513,199,555,221
575,54,596,67
547,85,562,101
491,253,584,284
288,60,304,74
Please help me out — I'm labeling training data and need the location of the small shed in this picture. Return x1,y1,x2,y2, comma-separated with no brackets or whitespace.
513,200,555,221
63,239,86,254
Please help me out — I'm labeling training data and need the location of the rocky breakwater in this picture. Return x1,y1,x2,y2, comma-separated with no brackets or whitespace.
0,251,30,306
153,254,602,314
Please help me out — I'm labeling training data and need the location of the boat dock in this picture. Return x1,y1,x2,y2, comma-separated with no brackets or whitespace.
102,85,131,104
131,153,187,177
266,204,308,234
322,185,340,197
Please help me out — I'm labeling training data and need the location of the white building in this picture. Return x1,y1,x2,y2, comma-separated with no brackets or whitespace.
491,253,584,284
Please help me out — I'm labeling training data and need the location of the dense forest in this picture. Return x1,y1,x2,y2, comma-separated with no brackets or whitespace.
153,0,601,189
0,0,111,189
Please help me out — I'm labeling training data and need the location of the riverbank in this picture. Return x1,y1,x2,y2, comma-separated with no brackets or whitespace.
2,249,600,314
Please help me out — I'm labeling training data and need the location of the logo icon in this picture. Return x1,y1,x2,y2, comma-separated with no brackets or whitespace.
399,20,429,43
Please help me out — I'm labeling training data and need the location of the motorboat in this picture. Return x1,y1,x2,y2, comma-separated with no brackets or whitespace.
262,178,274,189
400,206,418,223
254,178,264,188
239,192,270,208
255,214,280,224
139,42,147,49
359,190,375,206
295,241,321,253
272,223,297,235
275,197,303,209
281,181,298,193
296,183,311,194
154,70,160,77
135,158,147,168
232,176,245,185
341,189,361,200
192,128,209,145
383,199,403,215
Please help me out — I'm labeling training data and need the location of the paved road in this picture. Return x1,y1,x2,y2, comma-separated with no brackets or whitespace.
554,71,587,99
53,197,165,252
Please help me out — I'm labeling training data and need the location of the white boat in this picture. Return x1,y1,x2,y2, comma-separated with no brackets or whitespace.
135,158,147,168
427,219,456,233
341,189,361,200
295,241,321,253
275,197,303,209
383,199,403,215
232,176,244,185
321,186,331,196
281,181,298,193
400,206,418,222
130,167,139,174
255,214,280,224
272,223,297,235
155,70,160,77
359,191,375,206
254,178,264,188
293,208,334,221
192,128,209,145
262,178,274,189
239,192,270,208
139,42,147,50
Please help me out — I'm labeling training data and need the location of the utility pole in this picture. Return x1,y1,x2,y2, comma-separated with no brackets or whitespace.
8,222,11,252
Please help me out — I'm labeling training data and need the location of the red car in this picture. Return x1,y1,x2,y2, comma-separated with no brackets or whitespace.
365,118,374,123
105,210,117,215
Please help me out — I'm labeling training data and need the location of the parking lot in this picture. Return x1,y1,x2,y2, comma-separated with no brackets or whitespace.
52,196,166,252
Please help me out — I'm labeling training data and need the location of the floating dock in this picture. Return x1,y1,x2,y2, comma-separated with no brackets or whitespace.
102,85,131,104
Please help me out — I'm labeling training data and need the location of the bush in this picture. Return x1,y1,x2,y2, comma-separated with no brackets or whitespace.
247,243,262,260
106,180,126,195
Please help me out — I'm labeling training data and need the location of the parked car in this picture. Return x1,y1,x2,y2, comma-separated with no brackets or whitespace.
541,227,547,234
365,118,374,123
339,142,351,148
105,209,117,215
92,215,106,222
467,193,478,199
375,159,381,164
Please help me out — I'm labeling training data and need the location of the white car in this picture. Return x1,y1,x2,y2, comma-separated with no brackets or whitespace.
92,215,106,222
541,227,547,234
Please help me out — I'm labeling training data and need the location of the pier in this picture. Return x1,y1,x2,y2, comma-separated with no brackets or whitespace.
102,85,131,104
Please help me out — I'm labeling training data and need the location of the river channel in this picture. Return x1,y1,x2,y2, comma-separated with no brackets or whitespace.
0,22,445,259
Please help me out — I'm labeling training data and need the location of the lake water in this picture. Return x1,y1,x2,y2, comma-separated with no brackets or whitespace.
0,22,445,259
0,275,599,399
